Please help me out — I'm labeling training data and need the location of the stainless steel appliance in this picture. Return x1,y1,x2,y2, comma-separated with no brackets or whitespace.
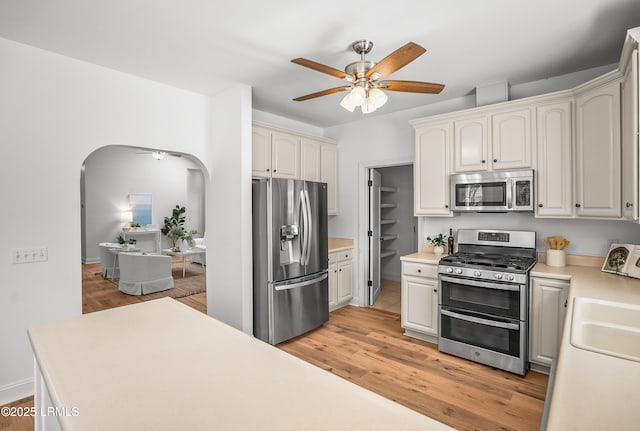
437,229,537,375
252,178,329,345
450,169,534,212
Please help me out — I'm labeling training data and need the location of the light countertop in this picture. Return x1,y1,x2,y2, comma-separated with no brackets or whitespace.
328,237,354,252
399,251,442,265
531,263,640,431
28,298,453,431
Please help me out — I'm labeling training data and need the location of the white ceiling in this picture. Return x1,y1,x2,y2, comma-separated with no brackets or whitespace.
1,0,639,128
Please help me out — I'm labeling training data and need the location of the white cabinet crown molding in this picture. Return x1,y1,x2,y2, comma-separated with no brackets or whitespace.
252,121,337,145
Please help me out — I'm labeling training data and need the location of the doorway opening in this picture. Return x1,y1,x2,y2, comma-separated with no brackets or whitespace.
80,145,208,315
367,164,417,314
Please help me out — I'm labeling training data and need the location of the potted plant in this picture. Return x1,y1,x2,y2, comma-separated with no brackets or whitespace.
161,205,194,251
426,233,448,255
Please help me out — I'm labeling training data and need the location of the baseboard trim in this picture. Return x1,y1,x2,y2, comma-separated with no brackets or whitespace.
83,257,100,264
0,377,33,405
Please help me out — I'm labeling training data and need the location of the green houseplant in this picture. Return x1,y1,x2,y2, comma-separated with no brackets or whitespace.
161,205,194,251
426,233,447,255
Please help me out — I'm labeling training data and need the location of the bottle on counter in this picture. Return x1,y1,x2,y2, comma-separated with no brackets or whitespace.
447,228,454,255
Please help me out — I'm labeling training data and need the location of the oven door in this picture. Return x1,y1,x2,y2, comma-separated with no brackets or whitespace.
439,307,523,357
439,275,525,320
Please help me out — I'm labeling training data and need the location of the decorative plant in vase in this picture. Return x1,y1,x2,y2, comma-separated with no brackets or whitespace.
426,233,448,255
161,205,193,251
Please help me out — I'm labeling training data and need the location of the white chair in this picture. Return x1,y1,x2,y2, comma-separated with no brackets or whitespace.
98,242,120,279
192,237,206,266
118,252,174,295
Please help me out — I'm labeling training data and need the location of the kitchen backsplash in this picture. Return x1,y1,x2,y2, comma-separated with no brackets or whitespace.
420,213,640,257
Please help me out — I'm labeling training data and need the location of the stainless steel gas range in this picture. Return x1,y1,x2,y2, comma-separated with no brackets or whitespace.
437,229,537,375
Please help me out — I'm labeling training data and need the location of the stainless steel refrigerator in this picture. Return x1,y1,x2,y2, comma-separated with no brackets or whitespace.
252,178,329,345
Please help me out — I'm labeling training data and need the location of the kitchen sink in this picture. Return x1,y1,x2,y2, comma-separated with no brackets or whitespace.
570,297,640,362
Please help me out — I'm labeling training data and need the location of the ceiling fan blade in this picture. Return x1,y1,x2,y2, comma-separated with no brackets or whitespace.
366,42,426,80
291,58,354,81
293,86,351,101
379,80,445,94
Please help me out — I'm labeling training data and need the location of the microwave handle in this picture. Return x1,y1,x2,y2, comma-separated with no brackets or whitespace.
506,178,513,210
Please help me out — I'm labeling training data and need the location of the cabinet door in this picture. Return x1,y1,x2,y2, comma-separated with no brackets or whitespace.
401,275,438,336
414,123,452,216
622,49,639,221
454,116,489,172
328,260,338,309
271,131,300,179
337,259,353,303
300,138,322,182
252,126,271,178
536,101,574,217
530,277,569,366
491,109,532,170
575,81,622,218
320,143,338,215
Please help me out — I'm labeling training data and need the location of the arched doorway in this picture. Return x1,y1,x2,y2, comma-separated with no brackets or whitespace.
80,145,208,314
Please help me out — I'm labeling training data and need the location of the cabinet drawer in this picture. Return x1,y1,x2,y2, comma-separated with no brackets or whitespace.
330,249,352,262
402,262,438,279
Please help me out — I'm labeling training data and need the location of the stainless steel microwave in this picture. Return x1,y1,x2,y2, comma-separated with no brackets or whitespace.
450,169,534,212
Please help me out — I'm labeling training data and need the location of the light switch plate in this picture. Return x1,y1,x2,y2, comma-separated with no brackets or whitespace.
12,247,48,264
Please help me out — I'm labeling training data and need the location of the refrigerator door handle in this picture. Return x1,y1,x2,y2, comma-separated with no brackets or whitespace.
274,272,328,291
303,188,313,266
299,190,308,265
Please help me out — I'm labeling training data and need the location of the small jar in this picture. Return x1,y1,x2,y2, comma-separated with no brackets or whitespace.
546,249,566,267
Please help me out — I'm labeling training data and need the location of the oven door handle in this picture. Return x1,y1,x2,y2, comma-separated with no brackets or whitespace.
440,308,520,330
439,275,521,291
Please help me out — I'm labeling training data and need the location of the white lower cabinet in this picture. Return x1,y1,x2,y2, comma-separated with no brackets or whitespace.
329,249,353,311
529,276,570,367
401,261,439,342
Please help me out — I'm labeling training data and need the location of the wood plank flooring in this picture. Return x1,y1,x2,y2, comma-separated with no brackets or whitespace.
369,279,401,314
3,265,547,431
279,306,548,431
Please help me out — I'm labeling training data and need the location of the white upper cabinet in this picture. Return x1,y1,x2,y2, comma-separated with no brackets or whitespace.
413,122,452,216
575,80,622,218
320,143,338,215
300,138,322,182
270,131,300,179
621,49,639,221
536,100,574,218
453,116,489,172
491,108,532,170
252,125,300,179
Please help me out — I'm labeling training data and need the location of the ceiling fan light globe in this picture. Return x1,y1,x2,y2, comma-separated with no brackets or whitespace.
361,97,377,114
349,86,366,106
340,94,356,112
369,88,388,108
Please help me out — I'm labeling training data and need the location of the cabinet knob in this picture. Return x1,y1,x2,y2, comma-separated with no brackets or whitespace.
444,204,449,208
575,203,581,208
273,169,277,173
481,160,486,164
538,203,543,208
626,202,633,208
266,168,270,172
493,159,498,163
417,269,421,273
564,299,568,308
433,289,438,293
339,269,342,272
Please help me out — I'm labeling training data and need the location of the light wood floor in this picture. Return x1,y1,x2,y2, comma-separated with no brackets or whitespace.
369,279,401,314
3,268,547,431
280,306,548,431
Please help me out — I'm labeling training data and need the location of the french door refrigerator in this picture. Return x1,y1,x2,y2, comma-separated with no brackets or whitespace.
252,178,329,345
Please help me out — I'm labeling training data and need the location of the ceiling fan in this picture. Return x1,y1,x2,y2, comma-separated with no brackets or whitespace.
136,151,182,160
291,40,444,114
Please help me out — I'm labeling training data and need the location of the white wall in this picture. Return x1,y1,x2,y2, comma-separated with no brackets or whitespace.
83,146,204,262
0,38,250,405
324,64,618,306
252,109,323,136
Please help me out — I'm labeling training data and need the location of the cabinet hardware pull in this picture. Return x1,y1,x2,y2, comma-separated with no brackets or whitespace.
339,269,342,272
482,160,486,163
564,299,568,308
266,168,270,172
417,269,421,273
445,204,449,208
626,202,633,208
538,203,543,208
493,159,498,163
575,203,581,208
433,289,438,293
273,169,277,172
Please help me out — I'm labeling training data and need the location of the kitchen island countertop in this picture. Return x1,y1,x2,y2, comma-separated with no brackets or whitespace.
28,298,453,431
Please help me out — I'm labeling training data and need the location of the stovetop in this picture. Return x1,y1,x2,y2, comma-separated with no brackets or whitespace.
439,252,536,273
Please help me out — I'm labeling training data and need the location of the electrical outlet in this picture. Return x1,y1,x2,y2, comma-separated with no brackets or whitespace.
12,247,48,264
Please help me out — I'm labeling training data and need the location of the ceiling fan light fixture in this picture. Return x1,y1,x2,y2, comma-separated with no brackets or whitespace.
340,93,356,112
361,97,377,114
349,86,366,106
151,151,166,160
368,88,388,108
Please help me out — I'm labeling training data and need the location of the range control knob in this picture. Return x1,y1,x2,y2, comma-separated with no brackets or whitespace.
494,273,503,280
455,268,463,275
446,267,453,274
474,270,482,277
506,274,515,281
